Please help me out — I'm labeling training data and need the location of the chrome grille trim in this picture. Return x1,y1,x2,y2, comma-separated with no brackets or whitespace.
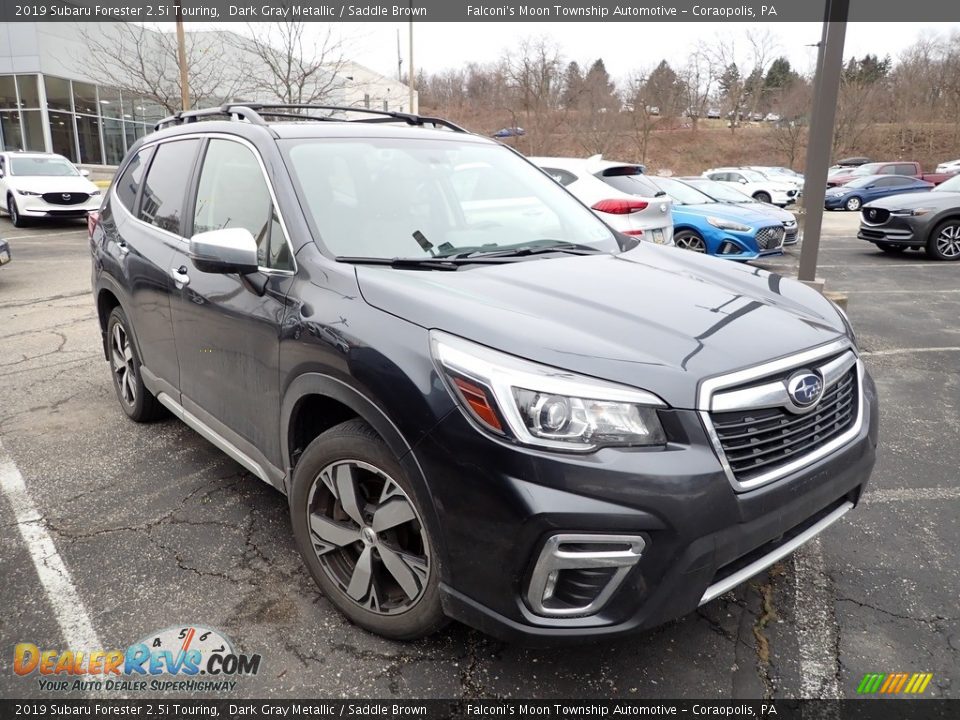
697,340,864,492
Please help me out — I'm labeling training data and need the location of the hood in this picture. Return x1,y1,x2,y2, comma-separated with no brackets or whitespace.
866,190,960,210
356,246,848,409
677,203,784,226
7,175,99,194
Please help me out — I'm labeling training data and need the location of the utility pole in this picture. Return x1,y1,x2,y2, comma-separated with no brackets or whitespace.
175,0,190,111
397,29,402,82
798,0,849,285
408,8,415,112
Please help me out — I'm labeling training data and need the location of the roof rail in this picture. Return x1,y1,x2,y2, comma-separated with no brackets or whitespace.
155,103,467,133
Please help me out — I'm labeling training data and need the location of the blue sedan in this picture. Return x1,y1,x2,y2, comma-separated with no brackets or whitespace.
646,176,787,260
824,175,933,211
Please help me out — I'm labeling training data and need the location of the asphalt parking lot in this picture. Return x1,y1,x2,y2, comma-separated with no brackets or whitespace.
0,211,957,700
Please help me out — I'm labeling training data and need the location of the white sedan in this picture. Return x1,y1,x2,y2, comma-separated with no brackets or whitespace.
0,152,102,227
702,167,798,207
529,155,674,245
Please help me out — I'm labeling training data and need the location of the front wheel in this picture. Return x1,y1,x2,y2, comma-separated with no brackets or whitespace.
845,196,862,212
290,419,447,640
753,191,772,204
927,220,960,261
674,229,708,253
7,195,28,228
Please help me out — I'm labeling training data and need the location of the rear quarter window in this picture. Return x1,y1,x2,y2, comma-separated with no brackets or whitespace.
113,147,152,214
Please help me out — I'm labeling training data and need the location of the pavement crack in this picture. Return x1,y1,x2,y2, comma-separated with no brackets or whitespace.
752,573,780,699
835,596,958,624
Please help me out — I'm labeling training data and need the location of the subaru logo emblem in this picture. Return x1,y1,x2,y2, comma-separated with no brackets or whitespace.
786,371,824,409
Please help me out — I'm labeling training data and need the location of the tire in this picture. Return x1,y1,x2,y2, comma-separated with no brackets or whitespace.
105,307,165,422
290,419,447,640
926,219,960,261
753,191,772,204
844,196,862,212
7,195,28,228
878,244,907,254
674,229,708,253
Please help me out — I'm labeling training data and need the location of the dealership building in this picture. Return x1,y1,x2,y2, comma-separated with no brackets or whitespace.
0,21,414,166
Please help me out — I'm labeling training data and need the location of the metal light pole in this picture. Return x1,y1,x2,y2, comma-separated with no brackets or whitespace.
408,4,415,112
798,0,850,285
175,0,190,111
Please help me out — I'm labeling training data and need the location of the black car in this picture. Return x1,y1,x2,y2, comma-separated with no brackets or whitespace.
90,104,878,643
858,173,960,260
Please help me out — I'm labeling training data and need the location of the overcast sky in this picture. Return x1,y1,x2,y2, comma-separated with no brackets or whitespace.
335,22,957,81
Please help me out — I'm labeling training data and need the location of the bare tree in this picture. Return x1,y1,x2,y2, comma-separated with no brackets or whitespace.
770,81,812,167
501,37,565,153
237,21,351,106
680,44,716,129
79,24,250,113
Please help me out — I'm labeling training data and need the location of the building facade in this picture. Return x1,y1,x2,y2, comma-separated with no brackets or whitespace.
0,22,415,166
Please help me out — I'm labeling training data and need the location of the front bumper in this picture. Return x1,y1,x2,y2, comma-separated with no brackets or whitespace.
16,194,101,218
857,216,926,247
416,371,878,644
771,190,797,207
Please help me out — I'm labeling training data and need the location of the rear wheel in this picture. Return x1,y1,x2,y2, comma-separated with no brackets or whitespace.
927,220,960,261
753,191,772,204
7,195,28,228
290,419,447,640
106,307,165,422
844,196,862,212
674,229,707,253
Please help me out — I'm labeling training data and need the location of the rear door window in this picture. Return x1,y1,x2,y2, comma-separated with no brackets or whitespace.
138,139,201,235
895,164,916,175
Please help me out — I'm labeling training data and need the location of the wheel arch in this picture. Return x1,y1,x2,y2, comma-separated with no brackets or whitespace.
927,213,960,242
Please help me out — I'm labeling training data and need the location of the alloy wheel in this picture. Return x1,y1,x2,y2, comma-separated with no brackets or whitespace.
8,197,18,225
110,323,137,406
675,232,707,253
935,224,960,258
846,197,861,211
307,460,430,615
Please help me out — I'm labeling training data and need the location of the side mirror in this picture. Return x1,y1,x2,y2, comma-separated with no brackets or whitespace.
864,185,875,190
80,169,90,177
738,178,748,184
189,228,259,275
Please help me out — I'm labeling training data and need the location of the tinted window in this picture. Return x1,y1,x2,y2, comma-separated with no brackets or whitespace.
895,164,916,175
138,139,200,235
541,167,577,187
193,139,291,270
887,177,912,186
600,172,662,197
114,148,151,213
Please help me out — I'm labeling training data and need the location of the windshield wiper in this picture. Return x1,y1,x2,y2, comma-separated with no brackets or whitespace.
439,241,608,260
335,255,525,270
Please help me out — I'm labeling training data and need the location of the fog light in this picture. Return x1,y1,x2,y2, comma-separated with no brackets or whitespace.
526,534,645,618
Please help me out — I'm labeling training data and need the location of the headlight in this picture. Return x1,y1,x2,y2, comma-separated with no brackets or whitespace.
891,208,932,217
830,300,858,350
90,190,101,196
707,216,751,233
17,190,41,196
430,331,667,451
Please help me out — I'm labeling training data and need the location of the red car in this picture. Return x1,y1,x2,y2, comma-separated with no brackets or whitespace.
827,161,957,187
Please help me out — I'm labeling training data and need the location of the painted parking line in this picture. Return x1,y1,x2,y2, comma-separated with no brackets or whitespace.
3,231,86,241
0,439,101,652
863,486,960,503
861,347,960,357
793,538,842,699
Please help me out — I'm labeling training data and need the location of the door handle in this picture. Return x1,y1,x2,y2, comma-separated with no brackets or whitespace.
171,265,190,287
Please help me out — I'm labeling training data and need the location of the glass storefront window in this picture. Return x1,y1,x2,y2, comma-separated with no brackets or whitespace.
99,86,122,119
102,118,125,165
73,82,98,115
49,110,77,161
21,110,45,151
76,114,103,164
124,120,137,149
45,76,72,112
17,75,40,109
0,76,17,109
0,111,24,150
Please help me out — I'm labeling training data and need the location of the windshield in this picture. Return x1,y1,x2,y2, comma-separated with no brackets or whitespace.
739,169,767,182
282,138,617,260
647,176,715,205
10,156,79,177
850,163,882,177
934,174,960,193
683,178,753,203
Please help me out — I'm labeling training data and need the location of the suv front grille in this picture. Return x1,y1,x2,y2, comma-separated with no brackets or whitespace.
43,192,89,206
862,207,890,225
755,225,785,250
710,366,858,484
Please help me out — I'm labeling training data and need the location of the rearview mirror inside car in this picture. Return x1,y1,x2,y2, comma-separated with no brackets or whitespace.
189,228,260,275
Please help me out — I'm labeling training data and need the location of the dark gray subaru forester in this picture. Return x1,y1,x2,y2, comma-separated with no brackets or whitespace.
89,105,878,643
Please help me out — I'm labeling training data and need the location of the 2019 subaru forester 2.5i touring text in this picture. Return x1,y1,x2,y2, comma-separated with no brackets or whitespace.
89,105,878,643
